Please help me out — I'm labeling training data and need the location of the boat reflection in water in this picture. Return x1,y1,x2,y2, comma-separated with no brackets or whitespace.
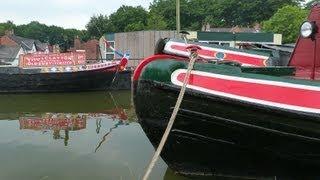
3,92,320,179
19,113,87,146
0,92,173,180
18,112,129,147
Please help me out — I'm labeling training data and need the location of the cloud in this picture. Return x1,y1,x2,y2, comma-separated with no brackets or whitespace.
0,0,153,29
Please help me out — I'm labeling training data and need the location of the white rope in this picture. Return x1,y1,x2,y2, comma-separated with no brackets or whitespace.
142,51,198,180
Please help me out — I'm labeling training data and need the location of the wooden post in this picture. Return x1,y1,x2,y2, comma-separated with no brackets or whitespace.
176,0,181,33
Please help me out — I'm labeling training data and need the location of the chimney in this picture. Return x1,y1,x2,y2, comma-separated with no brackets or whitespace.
4,29,14,36
254,23,261,32
74,36,82,50
202,23,211,31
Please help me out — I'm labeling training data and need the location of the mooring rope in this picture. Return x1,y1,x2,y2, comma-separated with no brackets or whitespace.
142,49,198,180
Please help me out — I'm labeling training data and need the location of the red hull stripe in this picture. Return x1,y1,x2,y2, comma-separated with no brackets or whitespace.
164,41,268,67
171,69,320,114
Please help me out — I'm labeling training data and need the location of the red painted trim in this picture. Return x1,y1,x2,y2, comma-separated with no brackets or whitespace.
133,54,186,81
171,45,266,66
175,72,320,110
288,5,320,80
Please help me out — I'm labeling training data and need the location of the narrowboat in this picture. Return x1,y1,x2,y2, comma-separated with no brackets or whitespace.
0,52,128,93
156,38,275,66
133,4,320,176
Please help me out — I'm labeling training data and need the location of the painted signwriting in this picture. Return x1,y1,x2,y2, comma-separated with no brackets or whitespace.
19,52,86,68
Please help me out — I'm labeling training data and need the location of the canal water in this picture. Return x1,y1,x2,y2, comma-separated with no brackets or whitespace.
0,91,191,180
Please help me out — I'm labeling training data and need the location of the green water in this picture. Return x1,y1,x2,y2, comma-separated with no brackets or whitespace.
0,91,190,180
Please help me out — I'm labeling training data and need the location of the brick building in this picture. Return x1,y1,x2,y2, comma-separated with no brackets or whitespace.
0,30,49,53
71,37,100,61
0,30,49,66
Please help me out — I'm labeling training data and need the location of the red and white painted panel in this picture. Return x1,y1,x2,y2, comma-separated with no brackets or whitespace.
39,61,120,73
171,69,320,114
20,52,86,68
163,41,269,67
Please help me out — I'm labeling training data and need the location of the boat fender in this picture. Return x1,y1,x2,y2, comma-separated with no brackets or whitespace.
154,38,169,54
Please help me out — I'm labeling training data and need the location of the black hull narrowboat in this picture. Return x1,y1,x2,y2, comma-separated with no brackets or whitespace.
0,50,129,93
133,56,320,176
0,66,116,93
133,4,320,177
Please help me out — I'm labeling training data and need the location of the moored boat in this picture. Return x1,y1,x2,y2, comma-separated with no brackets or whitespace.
133,4,320,176
0,51,128,93
157,38,274,66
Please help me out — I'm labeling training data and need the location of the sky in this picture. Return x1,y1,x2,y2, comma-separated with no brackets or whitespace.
0,0,153,30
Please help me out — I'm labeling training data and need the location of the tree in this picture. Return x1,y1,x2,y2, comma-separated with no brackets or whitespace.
15,21,49,42
207,0,303,27
149,0,304,30
125,22,145,32
109,5,148,32
86,14,114,38
146,12,168,30
0,21,16,35
149,0,188,30
3,21,89,52
186,0,219,30
263,5,308,43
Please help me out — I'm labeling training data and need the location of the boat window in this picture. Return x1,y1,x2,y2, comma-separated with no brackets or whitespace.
106,54,114,60
221,43,230,47
105,41,115,60
209,42,219,45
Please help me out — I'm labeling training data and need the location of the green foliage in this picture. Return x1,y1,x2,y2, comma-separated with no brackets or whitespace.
15,21,49,42
149,0,187,30
148,0,303,30
146,12,168,30
0,21,88,52
263,5,308,43
109,5,148,32
125,22,145,32
86,5,148,37
86,14,114,38
214,0,299,26
0,21,16,35
0,0,307,50
187,0,221,29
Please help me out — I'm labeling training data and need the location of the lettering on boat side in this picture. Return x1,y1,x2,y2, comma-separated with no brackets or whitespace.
171,69,320,114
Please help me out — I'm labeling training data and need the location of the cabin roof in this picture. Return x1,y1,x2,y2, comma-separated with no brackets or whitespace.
209,27,258,33
197,32,275,43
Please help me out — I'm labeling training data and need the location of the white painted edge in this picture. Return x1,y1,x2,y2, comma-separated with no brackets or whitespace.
171,69,320,114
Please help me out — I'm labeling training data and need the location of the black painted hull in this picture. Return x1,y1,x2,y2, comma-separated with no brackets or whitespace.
133,80,320,177
0,67,117,93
